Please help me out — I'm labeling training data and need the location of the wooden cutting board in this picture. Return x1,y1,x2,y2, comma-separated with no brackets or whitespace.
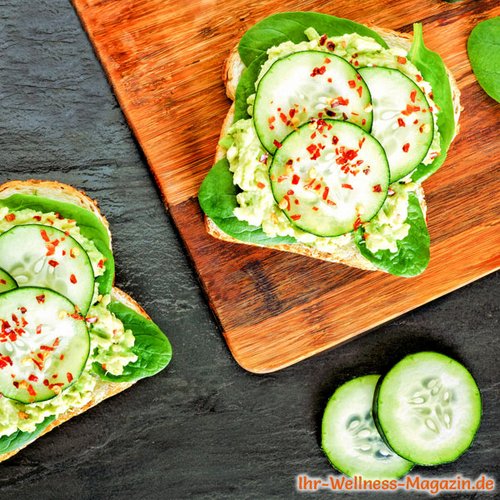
73,0,499,373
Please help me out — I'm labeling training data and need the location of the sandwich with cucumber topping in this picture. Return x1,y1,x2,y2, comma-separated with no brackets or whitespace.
0,180,172,462
199,12,461,277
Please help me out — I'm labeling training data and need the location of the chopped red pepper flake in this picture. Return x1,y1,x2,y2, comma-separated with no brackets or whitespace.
36,325,42,335
67,372,73,383
70,274,77,284
402,143,410,153
353,216,363,230
310,65,326,77
41,345,54,351
324,57,331,64
356,86,363,97
332,135,339,145
397,118,406,127
291,174,300,185
48,260,59,268
373,184,382,193
27,385,37,397
290,215,301,221
327,77,332,83
416,74,423,82
322,186,330,200
348,80,356,88
326,41,335,51
342,184,353,190
5,213,15,222
28,374,38,382
397,56,407,64
40,229,50,242
358,137,366,149
361,118,366,126
0,279,5,285
319,34,327,46
273,139,282,149
410,90,417,103
36,294,45,304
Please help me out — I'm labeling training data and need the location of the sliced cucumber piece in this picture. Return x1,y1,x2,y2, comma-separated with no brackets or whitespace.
0,225,95,313
374,352,482,465
357,67,434,181
0,287,89,403
254,51,372,154
270,119,389,237
0,268,17,294
322,375,413,479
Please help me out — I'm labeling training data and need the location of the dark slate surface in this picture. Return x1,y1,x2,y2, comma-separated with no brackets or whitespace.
0,2,498,499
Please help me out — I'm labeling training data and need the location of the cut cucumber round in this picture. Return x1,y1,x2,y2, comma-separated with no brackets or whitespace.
0,268,17,294
254,51,372,154
322,375,413,479
374,352,482,465
0,225,95,313
270,119,389,237
0,287,90,403
357,67,434,181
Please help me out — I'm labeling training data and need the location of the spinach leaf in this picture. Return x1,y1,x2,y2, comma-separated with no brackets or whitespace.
467,17,500,103
0,194,114,295
234,54,268,121
0,416,55,455
408,23,455,182
199,158,296,245
354,193,430,277
92,300,172,382
238,12,389,67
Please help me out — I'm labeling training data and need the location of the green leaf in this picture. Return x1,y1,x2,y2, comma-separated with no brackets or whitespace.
467,17,500,103
355,193,430,277
0,416,55,455
408,23,455,182
234,54,268,121
238,12,389,67
0,194,114,295
198,158,296,245
92,301,172,383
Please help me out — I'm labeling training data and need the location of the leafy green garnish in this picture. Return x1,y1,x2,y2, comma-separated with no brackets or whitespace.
0,416,55,455
408,23,455,182
92,300,172,383
198,158,296,245
0,194,114,295
355,193,430,277
238,12,388,68
467,17,500,103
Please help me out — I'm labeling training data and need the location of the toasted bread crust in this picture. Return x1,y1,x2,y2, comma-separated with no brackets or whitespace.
209,25,460,269
0,286,147,463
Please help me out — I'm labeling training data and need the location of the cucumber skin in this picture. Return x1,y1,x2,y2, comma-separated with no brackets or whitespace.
372,351,483,466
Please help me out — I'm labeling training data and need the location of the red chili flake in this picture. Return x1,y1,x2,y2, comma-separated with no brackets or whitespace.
40,229,50,242
326,200,336,206
312,207,319,212
60,354,65,360
322,186,330,200
310,65,326,77
416,74,423,82
36,325,42,335
353,60,359,67
4,213,15,222
361,118,366,126
256,182,265,190
324,57,331,64
43,379,49,386
28,374,38,382
326,41,335,51
67,372,73,383
291,174,300,185
319,34,327,46
327,77,332,83
273,139,282,149
358,137,366,149
353,216,363,230
401,104,421,116
48,260,59,268
97,259,105,269
414,119,419,125
331,96,349,107
397,56,407,64
70,274,77,284
33,215,42,221
52,374,58,379
27,385,37,397
41,345,54,351
402,143,410,153
13,381,19,389
313,183,321,191
294,200,300,205
287,190,294,196
290,215,301,221
279,112,288,124
36,294,45,304
289,108,296,118
410,90,417,103
397,118,406,127
332,136,339,145
0,279,6,285
342,184,353,190
356,86,363,97
348,80,356,88
277,175,287,183
373,184,382,193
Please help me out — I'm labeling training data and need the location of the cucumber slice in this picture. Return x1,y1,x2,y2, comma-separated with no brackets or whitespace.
374,352,482,465
0,287,90,403
0,225,95,313
0,268,17,294
357,67,434,181
322,375,413,479
254,51,372,154
270,119,389,237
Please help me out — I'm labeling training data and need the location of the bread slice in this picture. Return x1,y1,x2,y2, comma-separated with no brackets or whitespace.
0,180,152,461
206,25,462,271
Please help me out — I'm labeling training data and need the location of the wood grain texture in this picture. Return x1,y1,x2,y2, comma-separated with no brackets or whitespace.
73,0,500,373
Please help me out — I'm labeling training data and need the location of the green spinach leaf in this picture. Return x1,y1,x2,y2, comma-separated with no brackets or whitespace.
199,158,296,245
238,12,389,67
234,54,268,121
408,23,455,182
0,416,55,455
0,194,114,295
467,17,500,103
355,193,430,277
92,300,172,382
